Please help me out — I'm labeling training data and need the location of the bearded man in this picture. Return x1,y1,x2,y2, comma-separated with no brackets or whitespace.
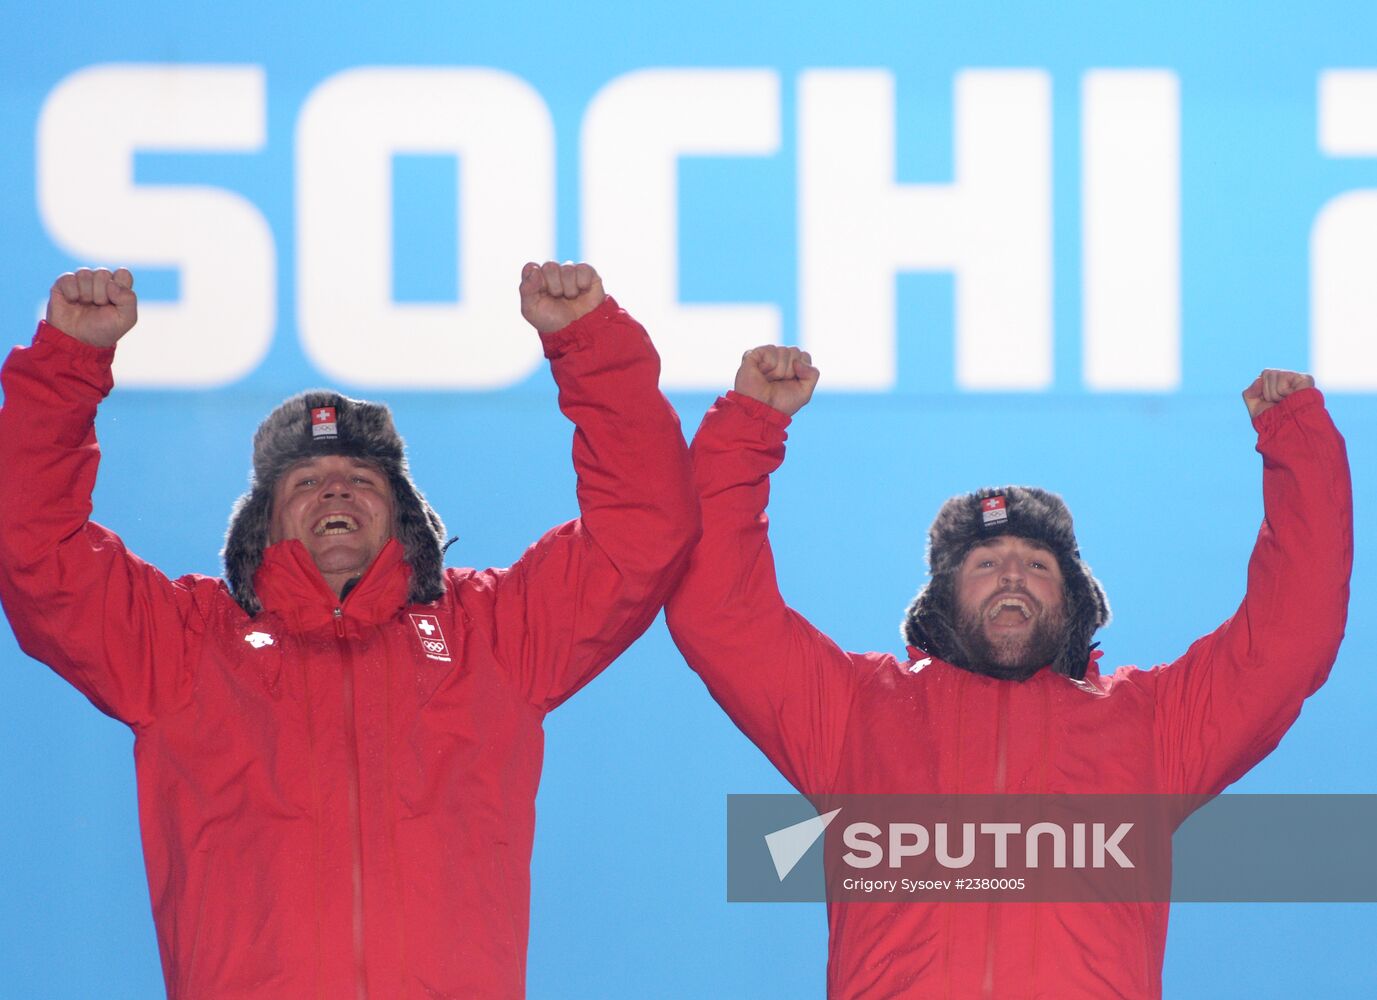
664,346,1351,999
0,263,698,998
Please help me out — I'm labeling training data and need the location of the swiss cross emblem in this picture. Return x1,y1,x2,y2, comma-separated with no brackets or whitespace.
409,613,451,662
311,406,338,439
980,494,1008,528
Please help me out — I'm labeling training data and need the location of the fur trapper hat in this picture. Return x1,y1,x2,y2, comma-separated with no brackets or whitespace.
901,486,1109,680
222,390,447,615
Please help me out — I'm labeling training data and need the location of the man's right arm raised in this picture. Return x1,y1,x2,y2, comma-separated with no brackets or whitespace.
664,346,859,795
0,269,199,727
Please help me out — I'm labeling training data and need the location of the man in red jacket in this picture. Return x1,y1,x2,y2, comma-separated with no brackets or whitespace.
666,346,1351,999
0,264,699,998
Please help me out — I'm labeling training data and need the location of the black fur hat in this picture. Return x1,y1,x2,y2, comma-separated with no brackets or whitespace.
901,486,1109,680
222,390,447,615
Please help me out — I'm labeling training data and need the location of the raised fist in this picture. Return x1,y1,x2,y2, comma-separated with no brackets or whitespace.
734,345,820,417
519,261,606,335
1242,369,1315,419
46,268,138,348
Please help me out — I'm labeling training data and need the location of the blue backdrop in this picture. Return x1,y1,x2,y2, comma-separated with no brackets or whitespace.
1,1,1374,996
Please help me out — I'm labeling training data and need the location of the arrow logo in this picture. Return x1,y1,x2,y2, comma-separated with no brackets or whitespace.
764,808,842,881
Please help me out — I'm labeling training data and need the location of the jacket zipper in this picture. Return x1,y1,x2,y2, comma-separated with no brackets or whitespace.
335,606,370,1000
981,681,1012,999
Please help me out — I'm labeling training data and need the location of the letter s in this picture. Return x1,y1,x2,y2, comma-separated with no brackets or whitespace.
38,64,275,387
842,822,883,869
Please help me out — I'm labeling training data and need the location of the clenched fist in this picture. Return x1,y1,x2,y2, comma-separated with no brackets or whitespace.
1242,369,1315,419
734,345,820,417
519,261,606,334
46,268,138,348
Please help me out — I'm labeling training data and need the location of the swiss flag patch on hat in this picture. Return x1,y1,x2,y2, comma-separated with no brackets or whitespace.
311,406,338,439
980,494,1008,528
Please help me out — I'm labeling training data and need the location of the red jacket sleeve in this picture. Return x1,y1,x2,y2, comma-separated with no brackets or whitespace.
664,392,859,796
0,323,203,728
481,296,700,711
1150,388,1352,794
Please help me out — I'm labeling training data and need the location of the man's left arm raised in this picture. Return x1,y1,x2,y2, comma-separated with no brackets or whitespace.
1152,370,1353,795
476,261,699,709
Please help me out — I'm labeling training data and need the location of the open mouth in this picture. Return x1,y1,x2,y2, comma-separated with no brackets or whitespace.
986,595,1034,625
313,513,359,536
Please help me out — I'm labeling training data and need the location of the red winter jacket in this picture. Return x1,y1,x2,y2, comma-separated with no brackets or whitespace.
665,389,1351,999
0,298,698,999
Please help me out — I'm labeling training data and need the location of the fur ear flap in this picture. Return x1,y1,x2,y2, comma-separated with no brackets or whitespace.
223,487,274,616
387,474,447,606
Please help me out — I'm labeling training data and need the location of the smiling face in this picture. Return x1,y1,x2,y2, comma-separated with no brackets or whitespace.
268,454,396,597
953,535,1067,677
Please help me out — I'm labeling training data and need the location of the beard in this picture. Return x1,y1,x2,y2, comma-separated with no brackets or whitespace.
953,590,1067,681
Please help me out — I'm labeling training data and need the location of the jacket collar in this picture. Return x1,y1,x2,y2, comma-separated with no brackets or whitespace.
253,538,412,629
903,646,1105,689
